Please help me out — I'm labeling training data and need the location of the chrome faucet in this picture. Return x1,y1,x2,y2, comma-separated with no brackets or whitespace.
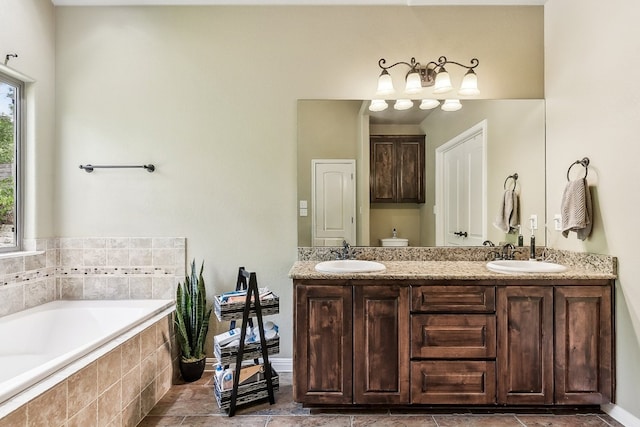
331,240,357,260
500,243,523,260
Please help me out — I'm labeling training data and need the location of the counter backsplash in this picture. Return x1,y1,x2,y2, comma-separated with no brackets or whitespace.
297,246,617,277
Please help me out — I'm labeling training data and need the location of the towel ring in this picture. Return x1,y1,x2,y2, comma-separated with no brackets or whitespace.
566,157,589,181
503,173,518,190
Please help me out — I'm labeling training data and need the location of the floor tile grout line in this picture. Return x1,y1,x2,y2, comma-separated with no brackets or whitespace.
514,414,528,427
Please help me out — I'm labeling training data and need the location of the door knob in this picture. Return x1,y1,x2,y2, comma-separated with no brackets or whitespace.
454,231,468,237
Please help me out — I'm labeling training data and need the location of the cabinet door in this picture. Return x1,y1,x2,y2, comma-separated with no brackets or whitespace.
353,285,410,404
294,284,352,404
370,139,396,203
397,139,425,203
555,286,613,404
497,286,553,404
370,135,425,203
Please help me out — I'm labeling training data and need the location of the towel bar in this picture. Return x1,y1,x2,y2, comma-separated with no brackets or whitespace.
566,157,589,181
503,173,518,190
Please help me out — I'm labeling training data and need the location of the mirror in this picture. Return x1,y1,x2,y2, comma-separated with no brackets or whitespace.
297,99,546,247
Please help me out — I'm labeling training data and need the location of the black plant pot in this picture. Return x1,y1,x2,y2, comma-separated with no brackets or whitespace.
179,357,206,382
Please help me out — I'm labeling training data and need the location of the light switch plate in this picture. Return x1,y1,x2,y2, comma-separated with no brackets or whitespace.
299,208,308,217
299,200,307,209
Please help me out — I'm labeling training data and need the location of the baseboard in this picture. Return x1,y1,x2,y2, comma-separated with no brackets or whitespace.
206,357,293,373
601,403,640,426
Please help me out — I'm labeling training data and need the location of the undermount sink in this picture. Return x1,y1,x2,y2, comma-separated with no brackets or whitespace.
486,259,568,274
315,259,386,274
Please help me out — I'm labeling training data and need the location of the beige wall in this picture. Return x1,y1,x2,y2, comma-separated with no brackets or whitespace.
53,5,544,358
545,0,640,418
0,0,56,239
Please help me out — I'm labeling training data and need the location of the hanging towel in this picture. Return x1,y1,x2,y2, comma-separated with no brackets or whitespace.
561,178,592,240
493,189,520,233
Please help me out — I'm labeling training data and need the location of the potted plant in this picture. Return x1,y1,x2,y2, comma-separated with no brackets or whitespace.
174,259,212,382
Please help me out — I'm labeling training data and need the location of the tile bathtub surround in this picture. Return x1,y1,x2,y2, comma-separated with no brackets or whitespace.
297,246,617,276
0,313,176,427
0,237,186,318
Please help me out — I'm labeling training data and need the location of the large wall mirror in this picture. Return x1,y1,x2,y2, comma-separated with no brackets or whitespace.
297,99,546,248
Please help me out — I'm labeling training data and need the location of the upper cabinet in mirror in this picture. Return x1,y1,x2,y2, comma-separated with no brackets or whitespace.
297,99,545,248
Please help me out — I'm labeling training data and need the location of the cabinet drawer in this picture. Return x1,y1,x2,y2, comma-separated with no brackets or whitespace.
411,314,496,359
412,285,495,313
411,361,496,405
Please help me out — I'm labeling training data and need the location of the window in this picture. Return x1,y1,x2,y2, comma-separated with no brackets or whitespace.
0,72,23,251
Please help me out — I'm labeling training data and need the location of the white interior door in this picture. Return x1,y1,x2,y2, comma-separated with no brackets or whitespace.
436,122,487,246
312,160,356,247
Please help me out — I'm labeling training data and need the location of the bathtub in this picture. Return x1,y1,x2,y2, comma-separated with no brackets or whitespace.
0,299,174,406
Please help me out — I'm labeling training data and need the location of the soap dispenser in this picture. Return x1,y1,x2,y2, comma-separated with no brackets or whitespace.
392,228,397,238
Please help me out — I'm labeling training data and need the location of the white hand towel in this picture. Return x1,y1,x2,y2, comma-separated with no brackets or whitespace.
493,189,520,233
561,178,592,240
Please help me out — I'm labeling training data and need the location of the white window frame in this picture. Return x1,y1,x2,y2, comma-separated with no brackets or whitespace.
0,69,25,252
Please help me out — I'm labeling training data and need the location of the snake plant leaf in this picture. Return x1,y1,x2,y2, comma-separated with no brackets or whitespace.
175,259,212,362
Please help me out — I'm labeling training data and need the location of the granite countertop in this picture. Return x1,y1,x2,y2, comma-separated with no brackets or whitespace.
288,260,617,281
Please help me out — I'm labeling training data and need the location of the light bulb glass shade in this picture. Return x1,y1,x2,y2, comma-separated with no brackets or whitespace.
369,99,388,112
419,99,440,110
394,99,413,111
376,70,395,96
441,99,462,112
404,70,423,94
433,68,453,94
458,69,480,96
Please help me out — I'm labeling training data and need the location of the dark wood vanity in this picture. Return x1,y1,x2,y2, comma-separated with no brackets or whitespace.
290,260,615,408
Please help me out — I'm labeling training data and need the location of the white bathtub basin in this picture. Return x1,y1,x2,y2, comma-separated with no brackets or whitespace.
487,260,567,274
315,260,386,273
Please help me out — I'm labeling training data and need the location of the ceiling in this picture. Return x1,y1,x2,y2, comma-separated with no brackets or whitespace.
51,0,546,6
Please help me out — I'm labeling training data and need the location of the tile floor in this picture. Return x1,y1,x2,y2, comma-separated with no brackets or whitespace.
140,372,626,427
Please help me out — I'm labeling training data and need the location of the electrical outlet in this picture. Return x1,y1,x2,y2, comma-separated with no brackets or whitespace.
529,214,538,230
554,214,562,231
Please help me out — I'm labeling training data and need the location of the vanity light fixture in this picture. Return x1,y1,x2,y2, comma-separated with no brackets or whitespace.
370,55,479,112
375,55,480,97
394,99,414,111
441,99,463,112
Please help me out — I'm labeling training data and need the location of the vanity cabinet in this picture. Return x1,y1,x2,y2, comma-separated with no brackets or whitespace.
370,135,425,203
293,277,614,408
294,281,409,404
293,282,352,404
497,286,554,404
497,282,613,405
411,284,497,404
353,284,410,404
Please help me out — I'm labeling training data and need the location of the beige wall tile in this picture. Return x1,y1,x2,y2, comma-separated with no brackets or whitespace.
0,405,26,427
60,248,83,266
105,276,129,299
107,248,129,266
0,285,24,317
122,365,141,407
140,381,156,417
84,248,107,266
27,381,67,427
24,279,56,309
140,325,156,360
129,276,153,299
68,362,98,418
98,348,122,394
156,365,173,402
130,238,152,249
98,381,122,427
122,396,141,427
141,352,157,391
122,336,140,374
68,401,97,427
59,277,83,299
129,249,152,266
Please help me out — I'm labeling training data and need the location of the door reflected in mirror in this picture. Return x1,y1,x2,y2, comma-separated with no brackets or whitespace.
297,99,546,248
